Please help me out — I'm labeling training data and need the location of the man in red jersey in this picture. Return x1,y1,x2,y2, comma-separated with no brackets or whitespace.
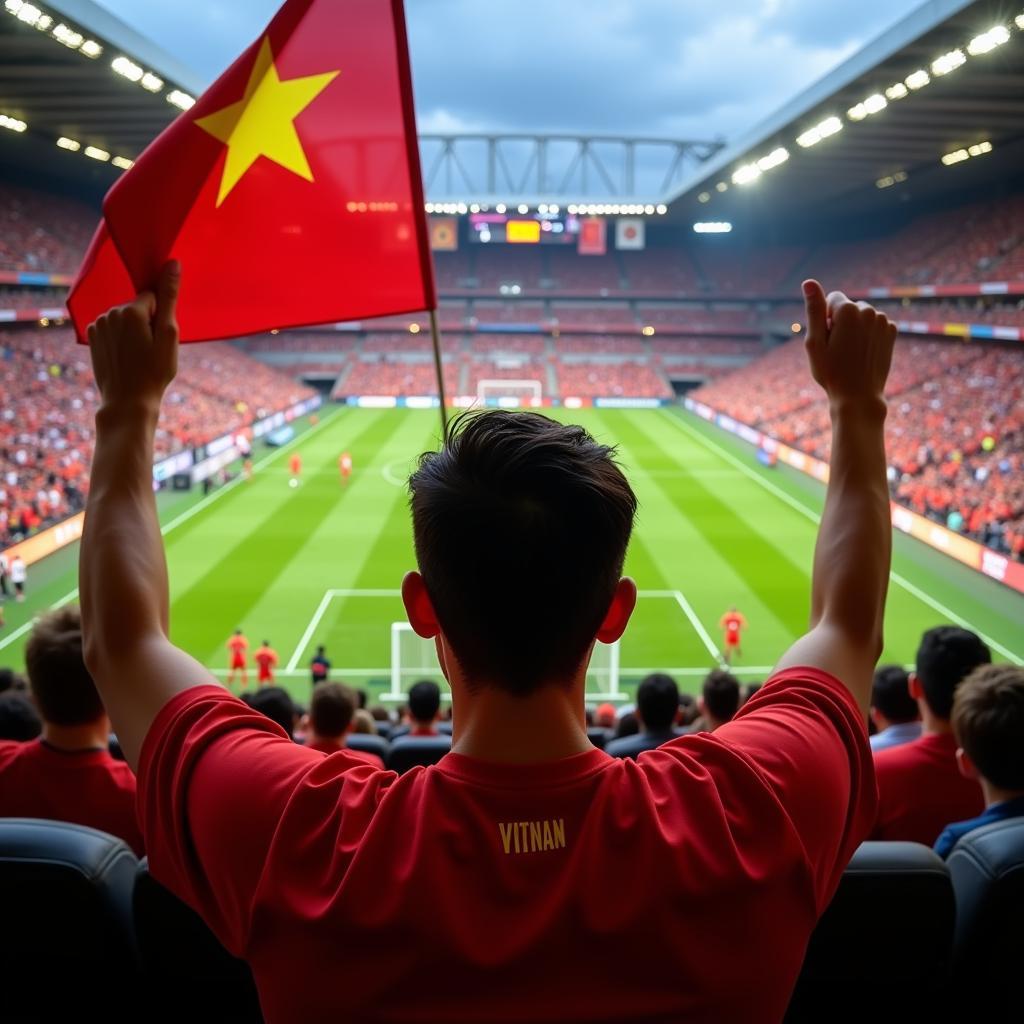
254,640,279,687
0,606,143,855
288,452,302,485
226,629,248,687
80,265,892,1023
305,683,384,768
719,606,747,664
871,626,989,845
338,450,352,484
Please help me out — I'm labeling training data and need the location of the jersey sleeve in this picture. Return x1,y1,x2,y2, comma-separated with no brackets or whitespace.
654,668,875,913
712,668,876,909
137,686,393,956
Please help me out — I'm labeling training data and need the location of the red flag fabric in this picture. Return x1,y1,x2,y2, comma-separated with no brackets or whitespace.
68,0,434,344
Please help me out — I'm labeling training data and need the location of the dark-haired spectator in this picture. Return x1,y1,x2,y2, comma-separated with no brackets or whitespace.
614,710,639,740
740,682,762,706
869,665,921,752
392,679,442,738
0,690,41,740
0,606,143,853
678,691,699,727
606,673,679,758
0,666,28,693
243,687,299,739
934,664,1024,857
873,626,990,844
306,683,384,768
697,669,741,732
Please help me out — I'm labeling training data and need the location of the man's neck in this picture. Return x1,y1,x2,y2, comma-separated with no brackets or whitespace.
980,780,1024,809
451,680,591,763
310,731,344,748
919,705,953,736
42,720,109,752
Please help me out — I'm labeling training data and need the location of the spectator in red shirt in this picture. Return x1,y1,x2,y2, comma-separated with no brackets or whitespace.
0,606,143,854
79,270,891,1022
306,682,385,769
872,626,990,844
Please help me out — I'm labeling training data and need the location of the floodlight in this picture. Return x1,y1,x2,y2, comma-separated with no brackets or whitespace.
112,56,143,82
140,72,163,93
84,145,110,161
167,90,195,110
941,149,968,166
56,136,80,150
732,163,760,185
0,113,27,132
79,39,102,57
111,156,134,170
884,83,908,100
967,26,1010,55
905,69,929,89
932,49,966,75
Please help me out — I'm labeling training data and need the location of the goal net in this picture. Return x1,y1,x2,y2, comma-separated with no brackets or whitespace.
385,622,623,702
585,639,625,701
385,622,448,702
477,379,543,407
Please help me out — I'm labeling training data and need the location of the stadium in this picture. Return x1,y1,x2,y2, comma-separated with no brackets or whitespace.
0,0,1023,1020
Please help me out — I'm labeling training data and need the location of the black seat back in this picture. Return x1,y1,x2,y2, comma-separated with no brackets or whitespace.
0,818,140,1018
344,733,390,760
133,859,263,1021
386,735,451,774
587,727,611,750
948,816,1024,1015
786,841,954,1023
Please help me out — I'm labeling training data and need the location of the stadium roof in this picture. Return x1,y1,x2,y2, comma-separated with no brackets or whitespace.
666,0,1024,231
0,0,203,197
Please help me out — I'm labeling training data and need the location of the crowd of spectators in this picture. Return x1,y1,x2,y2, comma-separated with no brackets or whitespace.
0,326,314,547
556,360,671,398
0,183,96,275
692,337,1024,558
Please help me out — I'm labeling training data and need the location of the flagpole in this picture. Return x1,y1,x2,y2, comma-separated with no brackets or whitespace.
429,308,449,433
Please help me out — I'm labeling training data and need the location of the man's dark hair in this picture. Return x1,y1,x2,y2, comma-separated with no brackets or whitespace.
871,665,917,723
615,711,639,739
311,682,356,738
409,411,637,695
408,680,441,723
243,687,296,737
354,688,368,710
953,665,1024,791
25,606,105,727
916,626,991,720
702,669,741,724
677,692,698,726
0,691,42,741
637,673,679,732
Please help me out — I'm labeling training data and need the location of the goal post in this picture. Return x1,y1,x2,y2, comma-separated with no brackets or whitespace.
386,622,448,702
385,622,623,702
477,379,543,407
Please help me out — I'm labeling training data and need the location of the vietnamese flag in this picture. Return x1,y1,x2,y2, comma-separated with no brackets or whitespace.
68,0,434,343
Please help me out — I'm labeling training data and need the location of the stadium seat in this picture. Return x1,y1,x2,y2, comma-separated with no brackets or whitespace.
343,733,390,760
0,818,140,1018
586,727,612,750
386,735,451,774
785,841,954,1023
133,859,263,1022
947,817,1024,1015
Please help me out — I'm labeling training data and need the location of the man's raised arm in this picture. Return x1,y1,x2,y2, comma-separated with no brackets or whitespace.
80,263,218,768
773,280,897,712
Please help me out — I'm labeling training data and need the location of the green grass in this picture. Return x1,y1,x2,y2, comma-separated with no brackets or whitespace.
1,405,1021,706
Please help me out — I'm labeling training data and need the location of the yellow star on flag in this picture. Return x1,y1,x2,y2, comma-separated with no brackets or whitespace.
195,36,339,207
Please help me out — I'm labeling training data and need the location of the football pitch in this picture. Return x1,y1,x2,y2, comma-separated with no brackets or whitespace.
2,405,1022,704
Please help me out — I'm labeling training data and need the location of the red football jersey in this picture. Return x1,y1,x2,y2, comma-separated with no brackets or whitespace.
138,669,874,1022
872,731,984,845
307,738,384,770
0,739,144,855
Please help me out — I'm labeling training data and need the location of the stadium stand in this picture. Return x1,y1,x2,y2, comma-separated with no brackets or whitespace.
0,326,314,546
0,183,96,274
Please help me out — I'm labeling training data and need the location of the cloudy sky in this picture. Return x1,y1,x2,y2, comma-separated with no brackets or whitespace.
95,0,924,194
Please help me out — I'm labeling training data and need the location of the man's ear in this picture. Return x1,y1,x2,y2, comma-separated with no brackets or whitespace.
402,571,440,639
908,672,923,701
956,747,979,781
595,577,637,644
